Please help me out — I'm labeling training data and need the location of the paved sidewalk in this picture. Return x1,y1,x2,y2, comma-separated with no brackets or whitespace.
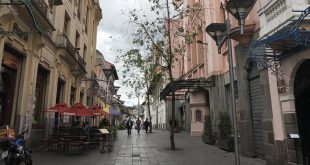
7,130,265,165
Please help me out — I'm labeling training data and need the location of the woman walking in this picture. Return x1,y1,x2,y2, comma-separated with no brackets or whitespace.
126,117,133,135
136,118,141,134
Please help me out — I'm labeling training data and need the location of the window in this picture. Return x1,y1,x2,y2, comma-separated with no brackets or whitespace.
34,65,49,128
77,0,82,20
13,23,28,42
92,20,95,45
220,3,226,23
70,87,76,105
85,7,89,34
75,31,80,49
225,81,238,112
80,92,84,103
225,84,231,112
56,79,65,103
234,81,238,99
83,45,87,60
195,110,202,122
87,96,90,106
64,12,70,35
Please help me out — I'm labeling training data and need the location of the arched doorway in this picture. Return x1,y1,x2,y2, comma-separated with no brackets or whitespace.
294,59,310,164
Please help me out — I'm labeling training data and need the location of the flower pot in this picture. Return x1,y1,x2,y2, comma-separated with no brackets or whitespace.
202,134,215,144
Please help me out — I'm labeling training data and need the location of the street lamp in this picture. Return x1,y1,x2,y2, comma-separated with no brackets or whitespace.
225,0,256,34
205,1,256,165
205,23,226,54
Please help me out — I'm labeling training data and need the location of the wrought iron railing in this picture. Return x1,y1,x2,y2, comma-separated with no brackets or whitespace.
250,6,310,93
31,0,48,18
178,62,204,80
56,34,86,69
76,51,86,68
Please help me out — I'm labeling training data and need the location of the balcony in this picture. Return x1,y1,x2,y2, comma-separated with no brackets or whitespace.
31,0,48,18
264,0,287,23
258,0,309,37
76,51,86,68
56,34,86,72
29,0,57,32
56,34,75,56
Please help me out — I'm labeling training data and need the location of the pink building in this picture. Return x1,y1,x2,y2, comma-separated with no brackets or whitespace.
161,0,310,164
170,0,277,163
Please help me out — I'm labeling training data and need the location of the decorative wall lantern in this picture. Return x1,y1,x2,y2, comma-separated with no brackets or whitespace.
205,23,226,53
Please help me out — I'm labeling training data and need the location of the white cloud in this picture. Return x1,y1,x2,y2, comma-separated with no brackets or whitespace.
97,0,155,106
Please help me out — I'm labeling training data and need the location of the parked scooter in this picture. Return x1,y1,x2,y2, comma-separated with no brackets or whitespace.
1,124,32,165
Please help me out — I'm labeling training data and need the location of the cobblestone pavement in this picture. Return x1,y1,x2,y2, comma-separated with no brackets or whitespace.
2,130,266,165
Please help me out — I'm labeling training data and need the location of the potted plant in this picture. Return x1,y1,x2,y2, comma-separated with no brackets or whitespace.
99,118,109,128
202,114,215,144
217,111,234,151
108,125,118,140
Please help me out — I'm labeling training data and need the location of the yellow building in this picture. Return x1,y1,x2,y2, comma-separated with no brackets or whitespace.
0,0,101,147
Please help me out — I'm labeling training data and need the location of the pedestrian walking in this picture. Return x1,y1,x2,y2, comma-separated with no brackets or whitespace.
136,118,141,134
126,117,133,135
143,118,149,133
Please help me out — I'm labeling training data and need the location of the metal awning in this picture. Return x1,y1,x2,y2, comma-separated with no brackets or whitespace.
250,6,310,71
160,78,214,100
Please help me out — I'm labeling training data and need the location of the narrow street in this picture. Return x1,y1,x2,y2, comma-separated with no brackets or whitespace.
23,130,265,165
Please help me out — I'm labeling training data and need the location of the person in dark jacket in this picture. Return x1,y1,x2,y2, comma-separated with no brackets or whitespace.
143,118,149,133
136,118,141,134
126,117,133,135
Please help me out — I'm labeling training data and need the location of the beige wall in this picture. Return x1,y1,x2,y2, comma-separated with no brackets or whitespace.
0,0,101,138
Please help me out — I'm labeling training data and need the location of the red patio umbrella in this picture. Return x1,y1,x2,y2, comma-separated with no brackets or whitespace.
61,103,93,117
89,105,104,116
45,102,69,113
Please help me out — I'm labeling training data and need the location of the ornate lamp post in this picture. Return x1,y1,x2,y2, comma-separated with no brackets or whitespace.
205,1,256,165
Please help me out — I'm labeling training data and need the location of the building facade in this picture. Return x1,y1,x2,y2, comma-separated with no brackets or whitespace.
250,0,310,164
170,0,310,164
166,0,283,164
0,0,102,147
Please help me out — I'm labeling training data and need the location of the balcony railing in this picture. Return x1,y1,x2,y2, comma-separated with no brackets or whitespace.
32,0,48,18
178,62,204,80
264,0,288,23
76,51,86,68
56,34,75,56
56,34,86,68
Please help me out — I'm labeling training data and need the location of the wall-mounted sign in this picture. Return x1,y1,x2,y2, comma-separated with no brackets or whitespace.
288,134,299,139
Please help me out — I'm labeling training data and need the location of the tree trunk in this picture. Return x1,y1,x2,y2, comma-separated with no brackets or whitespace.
170,90,176,150
166,0,175,150
147,93,152,133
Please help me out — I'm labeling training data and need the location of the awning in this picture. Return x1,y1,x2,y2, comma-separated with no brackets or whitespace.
250,6,310,72
45,102,68,113
60,103,93,117
160,78,215,100
102,104,110,114
109,106,121,116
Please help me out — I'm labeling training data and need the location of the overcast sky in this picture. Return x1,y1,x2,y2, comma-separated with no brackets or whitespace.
97,0,154,106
